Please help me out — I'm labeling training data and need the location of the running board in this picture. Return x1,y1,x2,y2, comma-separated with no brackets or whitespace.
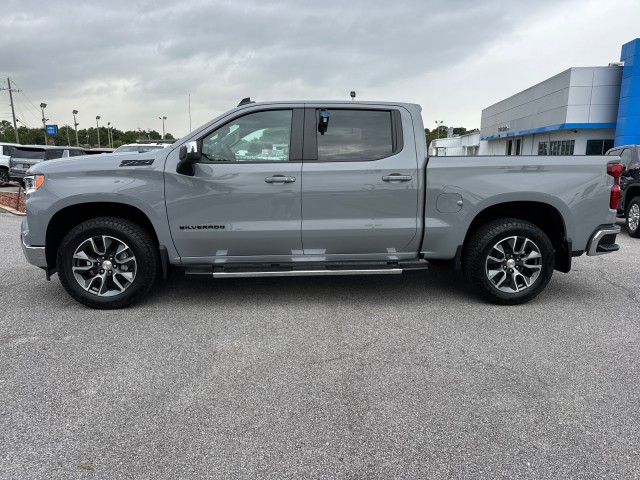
184,263,428,279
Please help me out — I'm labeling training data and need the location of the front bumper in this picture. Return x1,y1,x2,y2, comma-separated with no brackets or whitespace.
586,225,621,256
9,169,27,181
21,234,47,267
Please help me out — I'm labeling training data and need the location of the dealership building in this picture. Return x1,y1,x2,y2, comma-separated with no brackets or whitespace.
430,38,640,156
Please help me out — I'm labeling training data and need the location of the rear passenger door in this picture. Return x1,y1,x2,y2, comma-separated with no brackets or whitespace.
301,106,420,257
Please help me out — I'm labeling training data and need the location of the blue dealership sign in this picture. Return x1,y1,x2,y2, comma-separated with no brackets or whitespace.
45,124,58,135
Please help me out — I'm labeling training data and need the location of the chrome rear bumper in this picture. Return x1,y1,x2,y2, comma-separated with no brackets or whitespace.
586,225,621,256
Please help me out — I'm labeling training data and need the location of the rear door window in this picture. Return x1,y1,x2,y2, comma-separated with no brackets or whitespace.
316,110,395,161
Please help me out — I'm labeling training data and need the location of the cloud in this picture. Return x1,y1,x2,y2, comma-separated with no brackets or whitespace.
1,0,638,136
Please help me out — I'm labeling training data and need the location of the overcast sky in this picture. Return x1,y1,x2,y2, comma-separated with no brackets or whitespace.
1,0,639,138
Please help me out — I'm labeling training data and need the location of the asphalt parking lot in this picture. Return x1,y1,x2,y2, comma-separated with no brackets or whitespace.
1,211,639,479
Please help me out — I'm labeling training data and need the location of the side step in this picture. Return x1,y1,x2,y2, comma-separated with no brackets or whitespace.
184,262,428,279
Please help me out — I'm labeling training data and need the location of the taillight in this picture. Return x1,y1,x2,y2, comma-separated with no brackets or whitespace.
607,162,623,209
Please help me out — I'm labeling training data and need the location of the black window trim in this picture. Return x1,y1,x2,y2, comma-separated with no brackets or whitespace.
195,107,303,164
303,107,404,162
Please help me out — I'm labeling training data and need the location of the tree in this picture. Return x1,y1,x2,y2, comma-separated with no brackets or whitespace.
0,122,176,147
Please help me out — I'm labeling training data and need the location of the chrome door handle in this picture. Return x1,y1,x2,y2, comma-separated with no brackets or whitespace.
382,174,412,182
264,175,296,183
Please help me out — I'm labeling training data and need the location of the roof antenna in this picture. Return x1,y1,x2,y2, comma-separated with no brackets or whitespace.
238,97,255,107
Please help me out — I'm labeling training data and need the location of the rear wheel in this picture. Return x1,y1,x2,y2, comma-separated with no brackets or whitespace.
463,219,555,305
57,217,160,308
626,197,640,238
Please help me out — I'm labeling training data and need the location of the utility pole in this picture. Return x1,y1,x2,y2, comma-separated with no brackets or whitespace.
40,103,48,145
0,77,21,143
72,110,79,146
95,116,101,147
159,116,166,139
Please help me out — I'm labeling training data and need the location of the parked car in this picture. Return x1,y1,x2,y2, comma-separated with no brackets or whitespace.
9,146,87,182
606,145,640,237
0,142,20,186
112,143,171,155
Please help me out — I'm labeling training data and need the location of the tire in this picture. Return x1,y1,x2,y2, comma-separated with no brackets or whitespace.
57,217,160,309
0,168,9,187
625,197,640,238
462,219,555,305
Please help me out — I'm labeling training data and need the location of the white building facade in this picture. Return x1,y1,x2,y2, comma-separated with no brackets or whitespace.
479,66,621,156
429,38,640,157
429,132,481,157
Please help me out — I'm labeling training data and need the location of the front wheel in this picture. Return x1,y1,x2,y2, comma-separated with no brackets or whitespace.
462,219,555,305
626,197,640,238
57,217,160,308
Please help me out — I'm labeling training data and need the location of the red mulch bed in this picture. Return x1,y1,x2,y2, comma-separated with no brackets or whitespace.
0,188,26,213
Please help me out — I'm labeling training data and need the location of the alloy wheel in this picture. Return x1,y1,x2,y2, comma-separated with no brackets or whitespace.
71,235,137,297
485,235,542,293
628,203,640,233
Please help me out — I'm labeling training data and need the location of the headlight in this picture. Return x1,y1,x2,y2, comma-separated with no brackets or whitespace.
23,174,45,195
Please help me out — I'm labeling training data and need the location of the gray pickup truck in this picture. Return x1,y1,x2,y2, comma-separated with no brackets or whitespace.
20,99,622,308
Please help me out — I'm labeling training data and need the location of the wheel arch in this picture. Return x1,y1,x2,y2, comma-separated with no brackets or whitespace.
45,202,159,268
462,201,570,272
623,186,640,212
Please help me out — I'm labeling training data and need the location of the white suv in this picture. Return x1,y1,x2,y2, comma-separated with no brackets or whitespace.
0,142,20,186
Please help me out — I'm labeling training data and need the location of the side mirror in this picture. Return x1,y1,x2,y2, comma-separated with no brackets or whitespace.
179,141,201,161
177,140,202,175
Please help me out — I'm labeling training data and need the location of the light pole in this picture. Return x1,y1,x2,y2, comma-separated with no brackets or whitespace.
159,116,166,140
435,120,444,140
107,122,111,148
40,103,48,145
72,110,79,146
95,115,101,147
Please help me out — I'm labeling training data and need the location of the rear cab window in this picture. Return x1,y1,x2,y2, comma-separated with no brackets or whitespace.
13,149,46,160
620,149,632,168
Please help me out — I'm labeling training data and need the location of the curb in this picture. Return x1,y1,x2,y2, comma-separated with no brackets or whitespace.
0,204,26,216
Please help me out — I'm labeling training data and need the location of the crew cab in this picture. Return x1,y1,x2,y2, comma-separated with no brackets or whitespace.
20,99,622,308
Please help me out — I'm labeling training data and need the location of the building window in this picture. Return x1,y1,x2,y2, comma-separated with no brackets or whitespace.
506,140,513,155
515,138,521,156
538,140,575,156
585,139,614,155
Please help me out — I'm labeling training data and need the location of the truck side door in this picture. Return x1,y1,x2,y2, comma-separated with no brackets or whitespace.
164,108,304,260
300,106,420,258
